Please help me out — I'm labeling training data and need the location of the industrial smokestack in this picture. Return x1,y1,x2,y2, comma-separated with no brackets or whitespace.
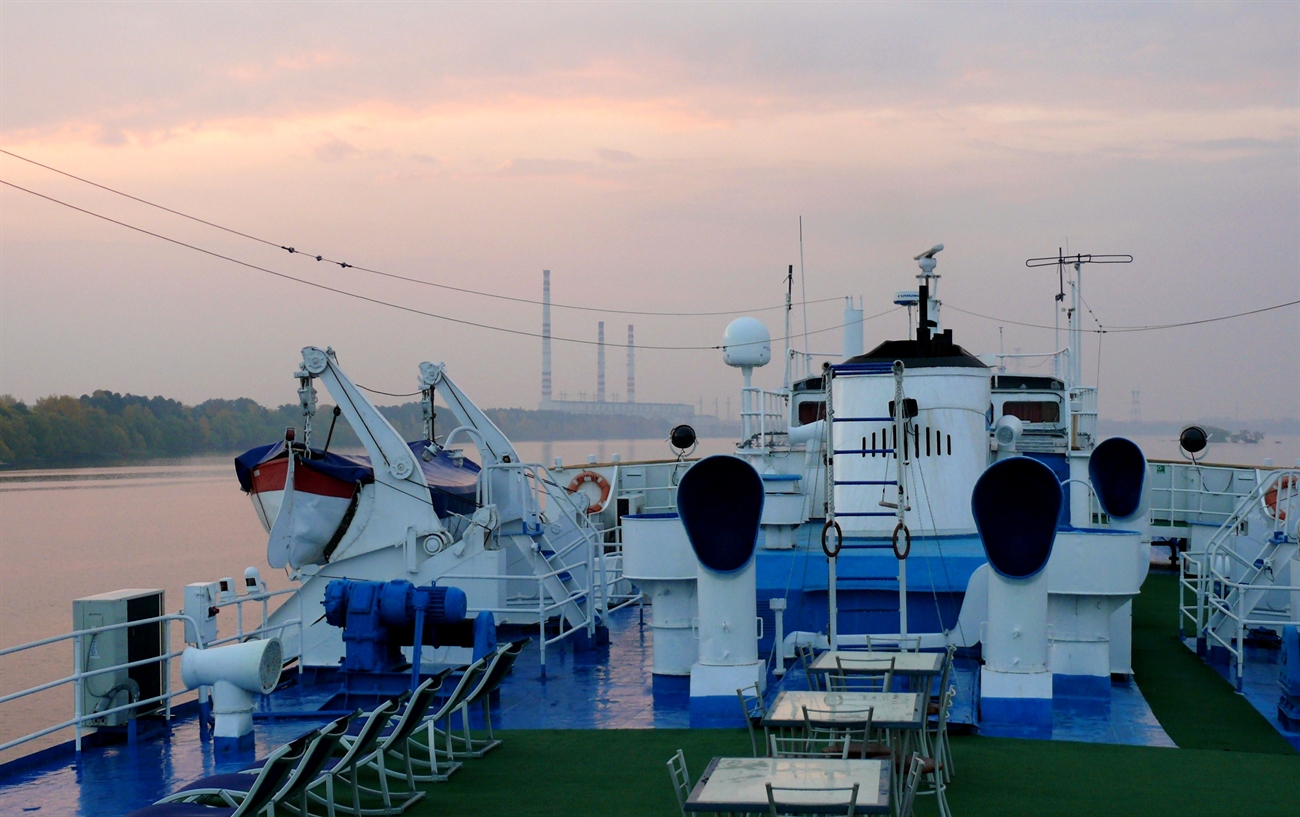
627,325,635,403
541,270,552,405
843,297,864,359
597,321,606,402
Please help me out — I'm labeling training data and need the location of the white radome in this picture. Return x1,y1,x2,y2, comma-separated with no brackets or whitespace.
722,317,771,368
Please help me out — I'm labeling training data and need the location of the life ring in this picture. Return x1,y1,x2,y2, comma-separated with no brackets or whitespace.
566,470,611,514
892,522,911,560
821,520,843,559
1263,475,1296,522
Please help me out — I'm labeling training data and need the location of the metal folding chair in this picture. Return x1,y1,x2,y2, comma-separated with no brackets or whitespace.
666,749,691,817
766,783,859,817
737,684,768,757
828,655,895,693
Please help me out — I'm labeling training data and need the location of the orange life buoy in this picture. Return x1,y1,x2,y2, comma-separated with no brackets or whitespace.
566,470,611,514
1263,475,1296,522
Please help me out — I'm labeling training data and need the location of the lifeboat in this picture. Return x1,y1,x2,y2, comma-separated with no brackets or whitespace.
235,440,479,568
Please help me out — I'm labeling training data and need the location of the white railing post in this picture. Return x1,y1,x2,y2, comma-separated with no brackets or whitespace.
73,632,83,753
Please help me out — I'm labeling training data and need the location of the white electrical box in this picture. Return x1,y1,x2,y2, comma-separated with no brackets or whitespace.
73,588,165,727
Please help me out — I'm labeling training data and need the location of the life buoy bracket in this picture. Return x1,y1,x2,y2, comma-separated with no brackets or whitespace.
566,470,612,515
1263,475,1296,522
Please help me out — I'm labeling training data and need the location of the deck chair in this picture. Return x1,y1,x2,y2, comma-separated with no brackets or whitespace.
766,783,859,817
306,698,404,817
450,638,531,758
801,705,888,760
665,749,691,817
793,642,821,691
896,754,925,817
927,645,956,719
341,673,449,813
828,655,894,693
126,734,310,816
768,732,850,759
736,684,768,757
409,656,490,781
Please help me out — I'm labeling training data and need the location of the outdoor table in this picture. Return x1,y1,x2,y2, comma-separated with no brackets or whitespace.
763,691,924,731
684,756,891,815
807,651,944,678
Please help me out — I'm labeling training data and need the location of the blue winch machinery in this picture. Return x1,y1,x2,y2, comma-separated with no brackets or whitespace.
323,578,496,696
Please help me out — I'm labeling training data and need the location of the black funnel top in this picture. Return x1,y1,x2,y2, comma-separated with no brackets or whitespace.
972,457,1062,580
676,456,764,574
1089,438,1146,521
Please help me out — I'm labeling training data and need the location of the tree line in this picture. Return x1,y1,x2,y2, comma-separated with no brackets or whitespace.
0,391,708,468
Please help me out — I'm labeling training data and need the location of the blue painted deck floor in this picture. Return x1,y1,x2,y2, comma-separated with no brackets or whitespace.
1,603,1189,816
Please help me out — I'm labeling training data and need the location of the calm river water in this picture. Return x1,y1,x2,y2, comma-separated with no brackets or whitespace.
1,434,1295,761
0,438,733,761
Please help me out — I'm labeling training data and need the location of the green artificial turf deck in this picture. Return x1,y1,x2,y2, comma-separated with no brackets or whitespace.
1132,571,1296,755
385,728,1300,817
380,570,1299,817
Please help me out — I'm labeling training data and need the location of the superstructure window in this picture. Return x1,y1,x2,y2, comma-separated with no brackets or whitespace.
798,401,826,425
1002,400,1061,424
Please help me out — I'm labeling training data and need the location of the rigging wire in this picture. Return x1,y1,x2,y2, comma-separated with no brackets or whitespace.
0,147,842,318
356,385,423,398
946,299,1299,334
0,178,898,351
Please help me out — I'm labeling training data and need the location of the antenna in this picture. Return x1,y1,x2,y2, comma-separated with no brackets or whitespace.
798,217,811,379
1024,250,1132,391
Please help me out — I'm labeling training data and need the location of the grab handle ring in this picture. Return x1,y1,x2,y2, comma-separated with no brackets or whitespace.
821,520,843,559
892,522,912,560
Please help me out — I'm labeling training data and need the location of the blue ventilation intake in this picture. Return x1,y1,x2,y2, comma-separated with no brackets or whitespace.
676,455,764,574
972,457,1062,580
1089,437,1147,521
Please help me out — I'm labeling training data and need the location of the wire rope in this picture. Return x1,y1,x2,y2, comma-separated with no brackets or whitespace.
2,179,898,351
0,147,842,318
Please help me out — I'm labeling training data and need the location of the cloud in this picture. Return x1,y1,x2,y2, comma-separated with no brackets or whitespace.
314,136,362,162
596,148,638,164
495,158,601,178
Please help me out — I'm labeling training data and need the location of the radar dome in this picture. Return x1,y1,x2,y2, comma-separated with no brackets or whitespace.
723,317,771,368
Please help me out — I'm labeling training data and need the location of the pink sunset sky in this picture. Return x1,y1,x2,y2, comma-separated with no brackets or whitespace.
1,2,1297,422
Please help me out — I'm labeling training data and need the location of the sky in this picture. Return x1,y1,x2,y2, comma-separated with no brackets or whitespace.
1,2,1297,424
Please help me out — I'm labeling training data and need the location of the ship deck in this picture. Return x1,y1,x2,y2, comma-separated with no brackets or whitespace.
1,574,1296,815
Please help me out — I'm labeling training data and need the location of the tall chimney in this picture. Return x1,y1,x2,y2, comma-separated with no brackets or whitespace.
626,325,635,403
541,270,552,405
597,321,606,402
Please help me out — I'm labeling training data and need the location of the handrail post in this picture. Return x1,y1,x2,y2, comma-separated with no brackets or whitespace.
163,618,172,723
538,575,547,676
73,632,83,753
586,538,596,638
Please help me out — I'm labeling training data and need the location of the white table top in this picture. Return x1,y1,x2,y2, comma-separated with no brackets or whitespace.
685,756,890,814
764,691,924,730
808,650,944,676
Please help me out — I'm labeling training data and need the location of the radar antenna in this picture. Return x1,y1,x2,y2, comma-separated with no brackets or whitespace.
1024,249,1132,390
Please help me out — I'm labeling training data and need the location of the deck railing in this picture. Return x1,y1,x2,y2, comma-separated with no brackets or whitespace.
1177,468,1299,689
0,586,303,758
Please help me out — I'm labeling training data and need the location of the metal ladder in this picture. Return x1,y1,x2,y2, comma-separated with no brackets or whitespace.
484,462,601,632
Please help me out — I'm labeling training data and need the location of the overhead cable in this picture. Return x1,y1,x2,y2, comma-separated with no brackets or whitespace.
0,147,842,318
946,300,1299,334
1,179,898,351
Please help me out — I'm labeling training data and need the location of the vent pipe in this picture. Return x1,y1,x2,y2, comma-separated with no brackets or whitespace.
597,321,606,402
627,325,636,403
541,270,552,405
